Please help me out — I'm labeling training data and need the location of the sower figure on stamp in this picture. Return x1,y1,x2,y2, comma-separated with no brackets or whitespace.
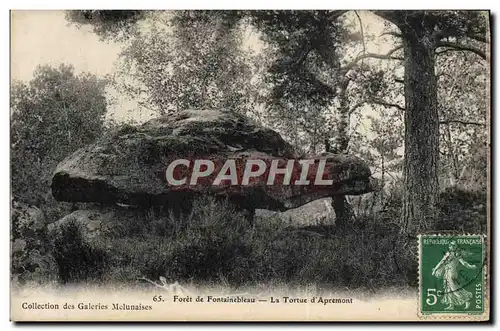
432,241,477,310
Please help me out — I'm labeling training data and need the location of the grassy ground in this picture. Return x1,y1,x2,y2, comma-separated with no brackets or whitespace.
12,187,487,291
44,196,415,290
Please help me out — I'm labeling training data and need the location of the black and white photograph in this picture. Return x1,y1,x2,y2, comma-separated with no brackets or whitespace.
9,8,491,322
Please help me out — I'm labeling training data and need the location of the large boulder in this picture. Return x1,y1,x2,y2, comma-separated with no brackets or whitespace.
47,206,139,251
51,109,372,211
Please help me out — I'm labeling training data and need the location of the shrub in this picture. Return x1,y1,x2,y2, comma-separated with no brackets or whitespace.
11,198,58,284
97,195,414,290
42,185,486,290
436,187,487,233
51,220,107,283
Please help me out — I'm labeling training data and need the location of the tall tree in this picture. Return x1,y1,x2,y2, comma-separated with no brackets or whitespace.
436,50,488,189
11,64,109,204
251,10,488,232
68,10,256,116
67,10,489,232
248,11,406,226
371,10,488,232
113,11,255,115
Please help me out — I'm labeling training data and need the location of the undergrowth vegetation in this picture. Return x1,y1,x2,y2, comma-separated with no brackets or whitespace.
12,186,486,290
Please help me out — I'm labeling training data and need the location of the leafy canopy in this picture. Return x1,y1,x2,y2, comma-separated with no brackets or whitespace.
11,64,109,204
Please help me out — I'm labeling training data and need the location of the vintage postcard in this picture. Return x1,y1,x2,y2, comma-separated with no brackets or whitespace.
10,9,491,322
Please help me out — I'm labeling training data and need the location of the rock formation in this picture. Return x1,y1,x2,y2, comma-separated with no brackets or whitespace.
51,109,373,213
46,109,375,282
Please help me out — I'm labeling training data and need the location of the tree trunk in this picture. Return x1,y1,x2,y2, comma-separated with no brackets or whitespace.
243,208,255,227
333,196,355,226
380,156,385,203
330,78,356,227
332,79,351,154
401,35,440,233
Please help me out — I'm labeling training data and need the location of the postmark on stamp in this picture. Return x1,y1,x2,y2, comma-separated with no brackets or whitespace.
419,234,486,315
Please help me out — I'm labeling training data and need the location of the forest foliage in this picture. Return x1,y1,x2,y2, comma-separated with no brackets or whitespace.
11,65,109,205
11,10,489,287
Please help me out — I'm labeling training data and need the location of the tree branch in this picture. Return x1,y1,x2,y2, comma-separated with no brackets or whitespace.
342,45,404,72
467,33,488,43
372,10,406,27
354,11,366,66
329,10,350,20
296,47,313,67
436,41,486,60
436,48,462,57
370,98,405,111
439,120,486,126
380,31,402,38
348,101,366,114
280,40,313,71
354,98,404,111
436,72,454,80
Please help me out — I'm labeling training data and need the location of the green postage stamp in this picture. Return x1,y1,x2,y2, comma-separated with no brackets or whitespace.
419,234,486,316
